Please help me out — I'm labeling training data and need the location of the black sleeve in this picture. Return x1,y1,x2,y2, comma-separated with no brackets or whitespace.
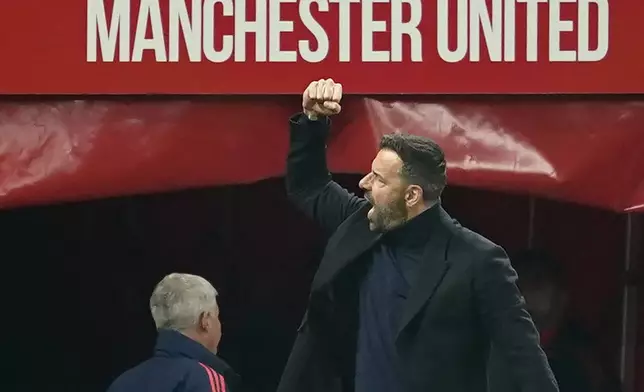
285,112,367,234
474,246,559,392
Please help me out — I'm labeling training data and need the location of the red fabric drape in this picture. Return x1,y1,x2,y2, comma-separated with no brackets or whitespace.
2,97,644,211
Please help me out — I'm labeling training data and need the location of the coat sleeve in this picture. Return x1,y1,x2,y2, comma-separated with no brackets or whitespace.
473,246,559,392
285,112,368,234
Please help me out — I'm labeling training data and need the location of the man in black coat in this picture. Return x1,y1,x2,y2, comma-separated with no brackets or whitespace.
276,79,559,392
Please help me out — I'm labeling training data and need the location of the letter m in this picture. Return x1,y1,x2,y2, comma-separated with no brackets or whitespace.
87,0,130,62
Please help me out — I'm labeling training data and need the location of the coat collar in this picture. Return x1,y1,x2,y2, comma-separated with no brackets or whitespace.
395,206,455,339
155,329,240,385
312,204,453,289
310,203,382,292
310,203,457,339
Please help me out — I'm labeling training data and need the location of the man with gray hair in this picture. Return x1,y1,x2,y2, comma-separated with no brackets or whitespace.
108,273,240,392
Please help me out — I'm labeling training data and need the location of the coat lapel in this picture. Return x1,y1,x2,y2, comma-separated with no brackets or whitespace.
395,207,455,339
311,204,380,291
310,204,458,337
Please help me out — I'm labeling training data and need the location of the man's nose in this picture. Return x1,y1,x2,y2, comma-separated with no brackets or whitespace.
359,174,372,189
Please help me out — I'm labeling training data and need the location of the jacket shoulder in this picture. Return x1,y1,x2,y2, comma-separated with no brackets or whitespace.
448,219,506,261
107,358,222,392
186,361,229,392
106,359,157,392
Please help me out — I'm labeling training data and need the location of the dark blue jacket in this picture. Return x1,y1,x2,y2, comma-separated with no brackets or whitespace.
108,329,240,392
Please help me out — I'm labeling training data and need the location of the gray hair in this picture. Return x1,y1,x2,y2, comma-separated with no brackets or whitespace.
149,273,218,331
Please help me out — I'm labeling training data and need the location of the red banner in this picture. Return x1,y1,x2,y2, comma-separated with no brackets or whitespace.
0,0,643,95
2,97,644,212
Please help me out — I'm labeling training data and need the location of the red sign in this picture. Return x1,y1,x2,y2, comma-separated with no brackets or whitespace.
0,0,642,94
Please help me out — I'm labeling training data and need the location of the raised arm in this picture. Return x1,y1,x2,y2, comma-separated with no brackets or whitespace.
285,79,367,234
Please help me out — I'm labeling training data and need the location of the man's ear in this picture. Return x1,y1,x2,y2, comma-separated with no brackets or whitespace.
405,185,424,207
198,311,209,331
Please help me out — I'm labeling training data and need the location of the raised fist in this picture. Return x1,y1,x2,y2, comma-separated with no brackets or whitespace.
302,78,343,118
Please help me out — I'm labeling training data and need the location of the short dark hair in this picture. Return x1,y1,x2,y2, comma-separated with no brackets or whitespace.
379,133,447,201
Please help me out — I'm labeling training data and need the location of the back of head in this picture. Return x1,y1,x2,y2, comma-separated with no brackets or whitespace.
379,133,447,202
150,273,218,332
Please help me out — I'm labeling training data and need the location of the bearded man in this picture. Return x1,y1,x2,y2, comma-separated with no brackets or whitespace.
276,79,559,392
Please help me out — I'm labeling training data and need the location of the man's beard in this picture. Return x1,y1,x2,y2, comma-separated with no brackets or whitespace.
365,192,408,232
